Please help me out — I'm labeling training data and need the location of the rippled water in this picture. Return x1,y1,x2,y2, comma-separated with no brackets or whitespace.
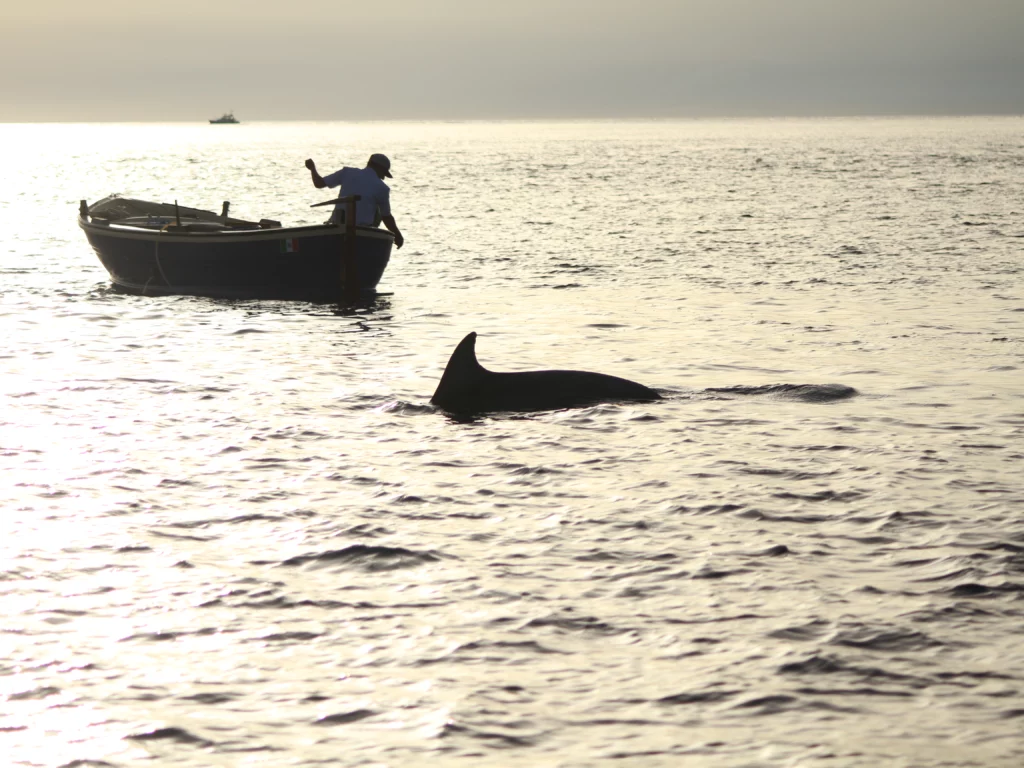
1,118,1022,767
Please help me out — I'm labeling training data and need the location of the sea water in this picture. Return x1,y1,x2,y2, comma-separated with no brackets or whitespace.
0,118,1022,767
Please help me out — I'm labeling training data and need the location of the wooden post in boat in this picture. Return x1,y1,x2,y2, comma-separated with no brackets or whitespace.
221,201,230,218
309,194,362,303
342,195,361,303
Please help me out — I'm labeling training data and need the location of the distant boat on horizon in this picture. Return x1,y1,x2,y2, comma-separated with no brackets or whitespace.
209,111,239,124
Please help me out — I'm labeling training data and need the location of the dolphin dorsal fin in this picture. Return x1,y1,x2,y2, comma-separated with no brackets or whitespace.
430,332,488,408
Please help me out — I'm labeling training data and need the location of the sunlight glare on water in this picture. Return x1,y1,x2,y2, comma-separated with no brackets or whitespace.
0,118,1022,767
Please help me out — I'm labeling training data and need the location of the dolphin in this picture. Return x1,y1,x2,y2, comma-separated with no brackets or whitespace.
430,332,661,414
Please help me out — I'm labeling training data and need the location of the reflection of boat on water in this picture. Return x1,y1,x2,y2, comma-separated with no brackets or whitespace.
78,195,394,302
209,111,239,124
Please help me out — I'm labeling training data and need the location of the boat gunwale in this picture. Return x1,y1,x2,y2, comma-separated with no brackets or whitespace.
78,215,395,244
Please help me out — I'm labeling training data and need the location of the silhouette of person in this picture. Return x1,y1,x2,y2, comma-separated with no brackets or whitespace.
305,153,404,249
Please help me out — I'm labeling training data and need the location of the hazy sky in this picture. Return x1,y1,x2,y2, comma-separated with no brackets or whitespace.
2,0,1022,121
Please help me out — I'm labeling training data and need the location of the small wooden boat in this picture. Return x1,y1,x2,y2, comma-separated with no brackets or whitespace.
78,195,393,302
209,112,239,124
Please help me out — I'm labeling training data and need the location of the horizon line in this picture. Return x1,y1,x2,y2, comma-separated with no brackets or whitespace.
2,112,1023,126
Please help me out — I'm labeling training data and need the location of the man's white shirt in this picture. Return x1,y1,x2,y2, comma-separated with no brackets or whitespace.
321,166,391,226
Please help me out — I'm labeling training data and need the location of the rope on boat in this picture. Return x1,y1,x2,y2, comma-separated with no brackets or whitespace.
153,232,171,289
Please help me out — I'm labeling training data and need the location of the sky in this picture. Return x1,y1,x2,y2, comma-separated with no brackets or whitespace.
2,0,1022,121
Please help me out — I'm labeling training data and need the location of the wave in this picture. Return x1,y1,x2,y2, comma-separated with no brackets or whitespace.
704,383,859,402
279,544,444,571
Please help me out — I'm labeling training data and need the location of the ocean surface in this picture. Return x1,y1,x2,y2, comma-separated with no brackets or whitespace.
1,118,1022,767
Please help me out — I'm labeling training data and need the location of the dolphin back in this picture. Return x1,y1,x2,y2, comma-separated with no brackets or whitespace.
431,332,661,414
481,369,661,412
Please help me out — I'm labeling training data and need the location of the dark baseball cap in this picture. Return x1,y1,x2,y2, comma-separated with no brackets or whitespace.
368,153,392,178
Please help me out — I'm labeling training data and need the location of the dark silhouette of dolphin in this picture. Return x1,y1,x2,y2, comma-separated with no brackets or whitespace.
431,332,661,414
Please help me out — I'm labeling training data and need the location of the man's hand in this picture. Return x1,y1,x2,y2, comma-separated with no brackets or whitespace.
382,215,403,249
306,159,325,189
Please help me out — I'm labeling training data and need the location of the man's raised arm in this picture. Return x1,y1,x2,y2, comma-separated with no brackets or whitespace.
305,158,326,189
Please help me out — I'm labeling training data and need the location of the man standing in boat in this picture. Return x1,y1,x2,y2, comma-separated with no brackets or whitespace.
305,154,404,249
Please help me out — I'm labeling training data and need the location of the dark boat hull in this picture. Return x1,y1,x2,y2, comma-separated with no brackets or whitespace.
80,217,393,302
